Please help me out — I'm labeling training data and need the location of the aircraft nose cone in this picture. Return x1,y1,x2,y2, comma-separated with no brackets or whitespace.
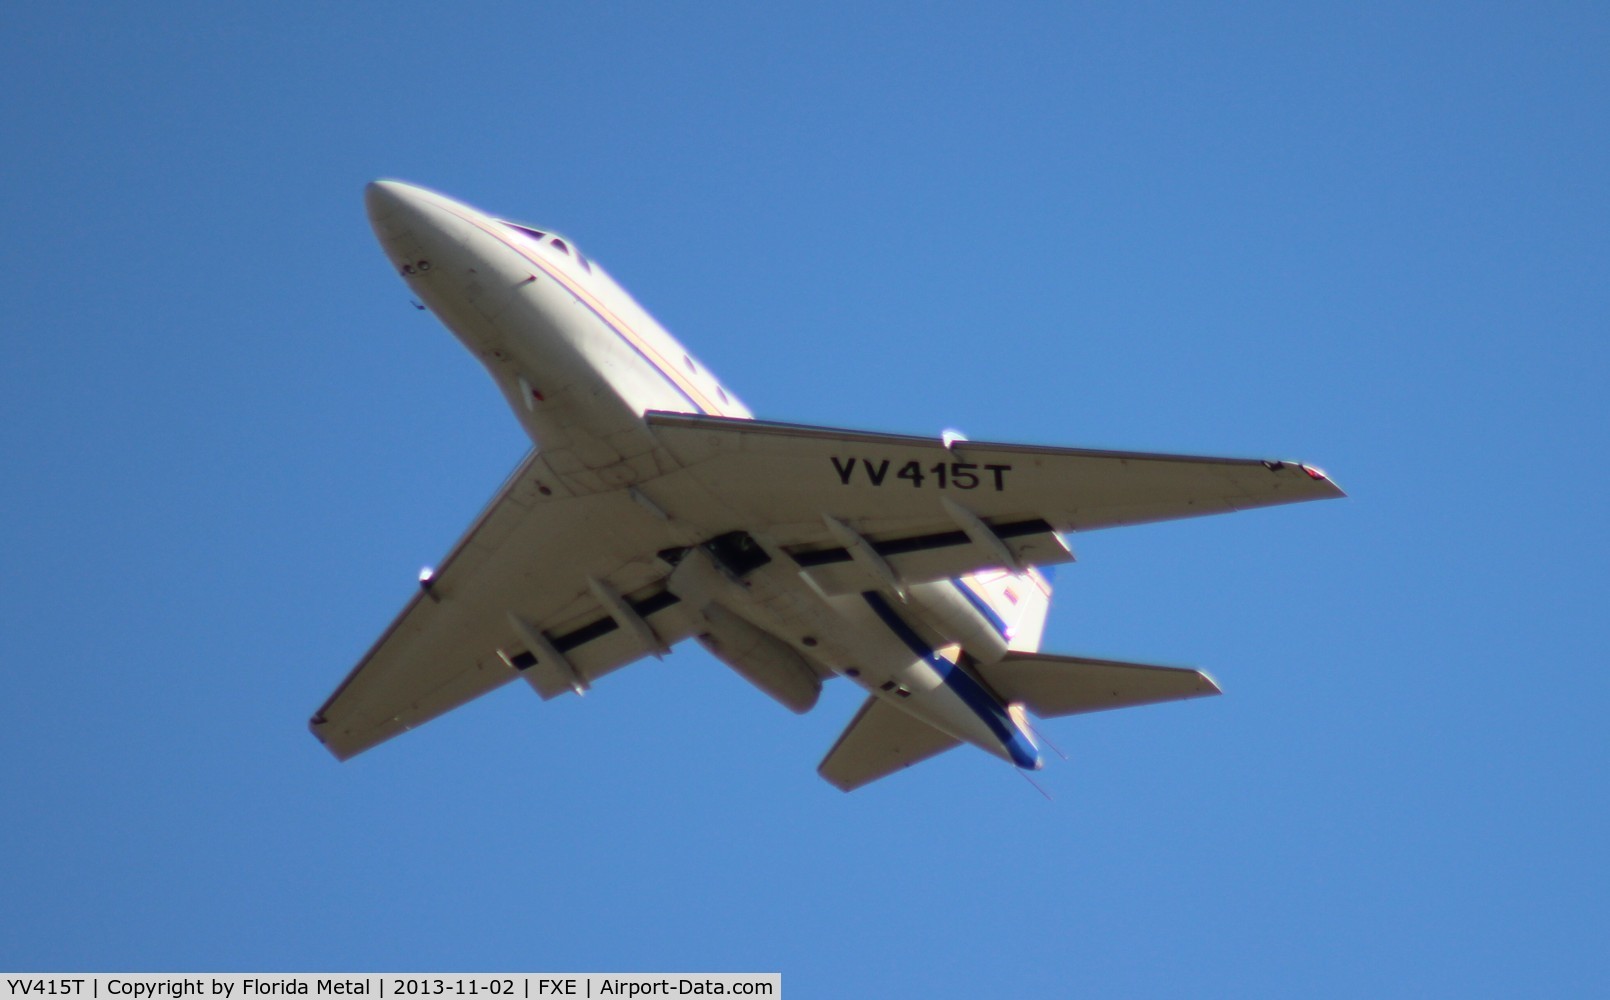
364,180,454,271
365,179,421,229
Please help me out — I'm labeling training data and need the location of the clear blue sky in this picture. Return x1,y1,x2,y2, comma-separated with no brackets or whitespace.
4,3,1607,995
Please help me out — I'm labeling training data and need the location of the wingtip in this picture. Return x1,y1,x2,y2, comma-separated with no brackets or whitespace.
308,716,356,762
816,766,856,793
1298,464,1347,499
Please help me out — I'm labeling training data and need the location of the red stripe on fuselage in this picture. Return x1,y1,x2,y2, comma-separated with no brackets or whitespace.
435,203,731,416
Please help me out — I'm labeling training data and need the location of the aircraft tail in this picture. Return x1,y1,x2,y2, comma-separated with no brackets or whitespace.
971,651,1220,718
817,650,1218,791
818,695,961,792
959,566,1055,652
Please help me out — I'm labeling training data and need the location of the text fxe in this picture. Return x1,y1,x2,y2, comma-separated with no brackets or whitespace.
309,180,1344,791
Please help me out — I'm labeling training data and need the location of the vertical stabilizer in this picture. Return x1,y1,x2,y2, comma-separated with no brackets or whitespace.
959,566,1055,653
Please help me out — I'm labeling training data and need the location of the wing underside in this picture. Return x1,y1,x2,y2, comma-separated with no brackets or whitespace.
310,452,695,760
641,411,1343,591
312,411,1340,764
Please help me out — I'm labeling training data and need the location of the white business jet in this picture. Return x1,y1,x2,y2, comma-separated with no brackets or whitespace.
310,181,1343,790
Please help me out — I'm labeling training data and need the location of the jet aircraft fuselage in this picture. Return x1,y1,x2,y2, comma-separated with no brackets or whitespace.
314,181,1342,790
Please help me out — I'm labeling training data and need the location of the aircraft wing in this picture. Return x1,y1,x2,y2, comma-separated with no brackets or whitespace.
316,413,1340,759
644,412,1344,591
310,451,697,761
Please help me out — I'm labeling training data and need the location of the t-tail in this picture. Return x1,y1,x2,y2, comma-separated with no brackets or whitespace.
819,564,1224,791
956,565,1056,654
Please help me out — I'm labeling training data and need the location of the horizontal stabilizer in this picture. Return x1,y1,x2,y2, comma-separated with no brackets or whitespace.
818,696,961,792
972,651,1220,718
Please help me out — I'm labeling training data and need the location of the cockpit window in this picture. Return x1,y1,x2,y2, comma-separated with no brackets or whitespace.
498,221,546,241
498,221,591,272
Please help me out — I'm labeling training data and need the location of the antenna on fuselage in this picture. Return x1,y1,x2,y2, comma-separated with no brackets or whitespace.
1024,716,1070,762
1016,767,1054,801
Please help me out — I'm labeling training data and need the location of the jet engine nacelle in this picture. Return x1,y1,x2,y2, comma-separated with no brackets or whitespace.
696,603,822,714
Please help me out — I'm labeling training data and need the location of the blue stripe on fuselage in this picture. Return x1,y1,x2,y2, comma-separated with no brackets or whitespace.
861,592,1039,770
951,577,1009,639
